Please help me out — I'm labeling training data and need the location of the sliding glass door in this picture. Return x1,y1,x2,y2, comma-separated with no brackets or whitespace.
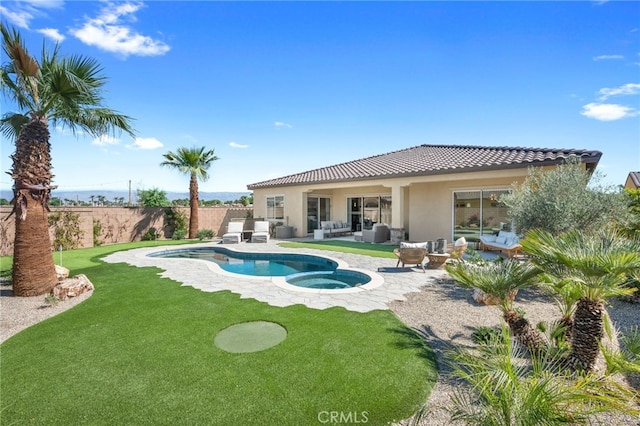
307,196,331,233
347,196,392,232
453,190,511,242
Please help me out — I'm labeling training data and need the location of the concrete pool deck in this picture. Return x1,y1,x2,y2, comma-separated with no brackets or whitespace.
102,239,466,313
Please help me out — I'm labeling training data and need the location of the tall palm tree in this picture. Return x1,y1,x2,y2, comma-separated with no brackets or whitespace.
521,229,640,372
445,259,547,353
160,146,219,239
1,24,135,296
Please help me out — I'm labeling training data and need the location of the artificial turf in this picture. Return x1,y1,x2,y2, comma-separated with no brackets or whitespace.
0,241,437,425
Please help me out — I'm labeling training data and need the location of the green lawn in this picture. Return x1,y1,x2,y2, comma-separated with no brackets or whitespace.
0,241,437,425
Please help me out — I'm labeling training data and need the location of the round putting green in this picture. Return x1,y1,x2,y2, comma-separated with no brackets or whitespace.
214,321,287,353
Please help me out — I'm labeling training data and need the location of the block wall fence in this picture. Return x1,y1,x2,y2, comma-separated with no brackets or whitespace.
0,206,252,256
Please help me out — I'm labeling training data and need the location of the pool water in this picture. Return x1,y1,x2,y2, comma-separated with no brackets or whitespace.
151,247,333,273
286,271,371,289
150,247,371,290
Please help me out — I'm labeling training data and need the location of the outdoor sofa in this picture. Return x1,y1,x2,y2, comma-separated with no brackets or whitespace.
479,230,522,258
320,221,352,237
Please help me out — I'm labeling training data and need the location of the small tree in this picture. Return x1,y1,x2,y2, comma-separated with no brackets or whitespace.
137,188,170,207
500,157,629,236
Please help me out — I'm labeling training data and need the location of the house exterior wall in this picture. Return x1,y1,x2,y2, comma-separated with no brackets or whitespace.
251,167,535,240
0,206,251,256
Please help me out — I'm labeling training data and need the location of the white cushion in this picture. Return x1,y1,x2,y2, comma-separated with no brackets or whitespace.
454,237,467,246
401,241,428,249
496,236,507,245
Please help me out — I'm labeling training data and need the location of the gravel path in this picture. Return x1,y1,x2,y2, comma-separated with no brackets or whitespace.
1,272,638,425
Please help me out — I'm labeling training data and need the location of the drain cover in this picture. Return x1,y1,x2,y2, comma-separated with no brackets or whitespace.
214,321,287,353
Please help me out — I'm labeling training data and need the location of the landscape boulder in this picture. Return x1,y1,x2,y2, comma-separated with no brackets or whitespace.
55,265,69,281
50,274,94,301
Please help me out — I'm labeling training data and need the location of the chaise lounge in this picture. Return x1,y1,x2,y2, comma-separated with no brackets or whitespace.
251,221,270,243
222,221,244,244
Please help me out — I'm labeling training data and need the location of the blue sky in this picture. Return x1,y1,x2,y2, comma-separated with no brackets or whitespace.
1,1,639,194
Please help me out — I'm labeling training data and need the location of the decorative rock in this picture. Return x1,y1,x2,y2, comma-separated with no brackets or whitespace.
55,265,69,281
50,274,94,301
472,288,517,305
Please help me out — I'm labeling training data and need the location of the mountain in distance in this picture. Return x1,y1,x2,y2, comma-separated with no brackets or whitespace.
0,189,251,203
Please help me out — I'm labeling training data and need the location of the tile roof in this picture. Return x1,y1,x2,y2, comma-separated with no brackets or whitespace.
629,172,640,187
247,144,602,189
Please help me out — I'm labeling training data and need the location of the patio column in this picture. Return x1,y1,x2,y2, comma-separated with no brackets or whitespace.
390,184,405,243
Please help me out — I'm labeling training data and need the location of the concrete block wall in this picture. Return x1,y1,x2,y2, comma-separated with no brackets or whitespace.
0,206,252,256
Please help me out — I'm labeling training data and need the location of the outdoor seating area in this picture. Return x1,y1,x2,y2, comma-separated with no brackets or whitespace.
251,221,270,243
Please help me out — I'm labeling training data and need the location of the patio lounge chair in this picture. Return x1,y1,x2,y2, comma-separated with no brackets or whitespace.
222,221,244,244
393,247,427,273
251,221,270,243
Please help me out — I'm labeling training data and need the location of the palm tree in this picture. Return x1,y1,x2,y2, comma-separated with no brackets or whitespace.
445,259,547,353
521,229,640,372
0,24,135,296
160,146,219,239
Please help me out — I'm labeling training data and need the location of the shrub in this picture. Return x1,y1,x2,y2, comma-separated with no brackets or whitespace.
196,229,215,240
172,229,187,240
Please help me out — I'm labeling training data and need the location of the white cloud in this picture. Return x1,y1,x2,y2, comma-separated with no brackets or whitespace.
598,83,640,100
132,137,163,149
92,134,120,146
580,103,636,121
69,1,170,58
0,1,63,29
593,54,623,61
274,121,292,128
0,5,33,28
229,141,249,149
36,28,65,42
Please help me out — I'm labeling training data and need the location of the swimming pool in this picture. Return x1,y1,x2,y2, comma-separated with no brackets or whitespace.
149,246,372,290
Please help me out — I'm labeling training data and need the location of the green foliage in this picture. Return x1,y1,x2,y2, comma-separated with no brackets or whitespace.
0,198,10,205
164,208,188,238
471,326,504,345
141,228,159,241
43,294,60,306
500,157,629,235
137,188,170,207
171,229,187,240
446,325,640,425
92,219,103,247
48,211,84,250
196,229,215,240
49,197,62,206
620,188,640,239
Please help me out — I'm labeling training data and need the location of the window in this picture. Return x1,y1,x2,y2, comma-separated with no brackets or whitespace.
453,190,511,242
266,196,284,220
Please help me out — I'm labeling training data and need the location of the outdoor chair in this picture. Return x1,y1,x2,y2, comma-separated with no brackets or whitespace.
251,221,270,243
222,221,244,244
448,237,468,262
363,223,390,243
393,247,427,273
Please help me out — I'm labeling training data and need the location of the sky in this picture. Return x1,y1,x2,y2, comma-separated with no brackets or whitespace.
0,1,639,194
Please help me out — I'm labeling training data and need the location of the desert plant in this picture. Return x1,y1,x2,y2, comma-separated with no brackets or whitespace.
161,146,219,239
522,229,640,371
0,24,134,296
172,229,187,240
93,219,103,247
447,324,639,425
446,259,547,353
196,229,215,240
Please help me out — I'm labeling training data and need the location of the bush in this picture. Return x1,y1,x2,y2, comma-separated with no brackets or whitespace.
196,229,215,240
172,229,187,240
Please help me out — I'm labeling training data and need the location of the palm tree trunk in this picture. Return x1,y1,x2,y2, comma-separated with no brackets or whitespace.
10,118,58,296
188,173,198,239
503,310,546,354
569,297,604,371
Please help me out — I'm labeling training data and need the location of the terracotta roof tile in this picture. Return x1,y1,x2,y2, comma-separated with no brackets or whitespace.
247,144,602,189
